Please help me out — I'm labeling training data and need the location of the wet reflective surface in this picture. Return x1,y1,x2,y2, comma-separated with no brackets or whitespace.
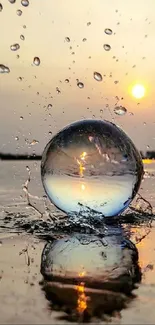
40,231,141,321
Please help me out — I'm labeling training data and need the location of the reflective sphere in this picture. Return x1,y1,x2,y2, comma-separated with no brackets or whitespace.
41,119,143,217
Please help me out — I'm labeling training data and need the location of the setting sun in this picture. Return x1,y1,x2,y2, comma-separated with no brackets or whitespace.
132,84,145,99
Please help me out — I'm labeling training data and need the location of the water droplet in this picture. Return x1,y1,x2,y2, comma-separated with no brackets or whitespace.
16,54,20,59
47,104,52,109
23,24,26,29
147,145,150,149
15,136,19,141
93,71,102,82
20,34,25,41
48,131,52,136
10,43,20,51
65,37,70,42
33,57,40,66
21,0,29,6
20,116,23,120
103,44,111,51
104,28,113,35
82,38,87,42
18,76,22,81
0,3,3,11
77,81,84,89
56,87,61,94
0,64,10,73
65,78,69,83
30,139,39,146
114,80,119,84
87,22,91,26
114,106,127,116
41,119,143,217
16,9,22,16
8,0,16,3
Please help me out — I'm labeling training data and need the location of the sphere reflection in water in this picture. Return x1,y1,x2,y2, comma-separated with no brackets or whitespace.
41,120,143,217
41,233,141,319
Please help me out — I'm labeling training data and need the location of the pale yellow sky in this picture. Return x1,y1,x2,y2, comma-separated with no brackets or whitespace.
0,0,155,154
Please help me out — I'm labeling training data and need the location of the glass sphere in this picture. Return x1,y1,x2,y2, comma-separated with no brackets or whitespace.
41,119,143,217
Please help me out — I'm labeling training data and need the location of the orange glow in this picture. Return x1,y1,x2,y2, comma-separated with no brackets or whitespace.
77,152,87,177
76,282,87,314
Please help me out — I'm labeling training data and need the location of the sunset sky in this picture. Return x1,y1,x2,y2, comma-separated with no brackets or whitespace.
0,0,155,154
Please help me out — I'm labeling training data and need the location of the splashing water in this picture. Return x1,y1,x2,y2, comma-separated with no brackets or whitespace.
33,57,40,66
114,106,127,116
41,119,143,218
21,0,29,7
103,44,111,51
10,43,20,51
93,71,103,82
104,28,113,35
0,64,10,73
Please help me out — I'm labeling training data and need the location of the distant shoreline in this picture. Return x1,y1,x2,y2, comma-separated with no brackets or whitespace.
0,152,155,161
0,154,41,160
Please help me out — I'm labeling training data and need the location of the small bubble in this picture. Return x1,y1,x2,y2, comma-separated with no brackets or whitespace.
0,3,3,11
20,116,23,120
77,81,84,89
23,24,26,29
18,77,22,81
21,0,29,6
82,38,87,42
20,34,25,41
16,9,22,16
103,44,111,51
33,57,40,66
87,22,91,26
93,71,102,82
10,43,20,51
30,139,39,146
114,106,127,116
47,104,52,109
65,37,70,42
48,131,52,136
114,80,119,84
0,64,10,74
104,28,113,35
15,136,19,141
65,78,69,83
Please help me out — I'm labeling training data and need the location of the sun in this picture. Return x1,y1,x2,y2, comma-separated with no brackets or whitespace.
131,84,145,99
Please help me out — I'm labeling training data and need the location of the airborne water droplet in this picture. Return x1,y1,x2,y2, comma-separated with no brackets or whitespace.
10,43,20,51
20,34,25,41
30,139,39,146
104,28,113,35
33,57,40,66
18,77,22,81
47,104,52,109
65,78,69,83
0,64,10,73
0,3,3,11
15,136,19,141
77,81,84,88
16,9,22,16
8,0,16,3
65,37,70,42
93,71,103,82
20,116,23,120
21,0,29,7
103,44,111,51
82,38,87,42
114,106,127,116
